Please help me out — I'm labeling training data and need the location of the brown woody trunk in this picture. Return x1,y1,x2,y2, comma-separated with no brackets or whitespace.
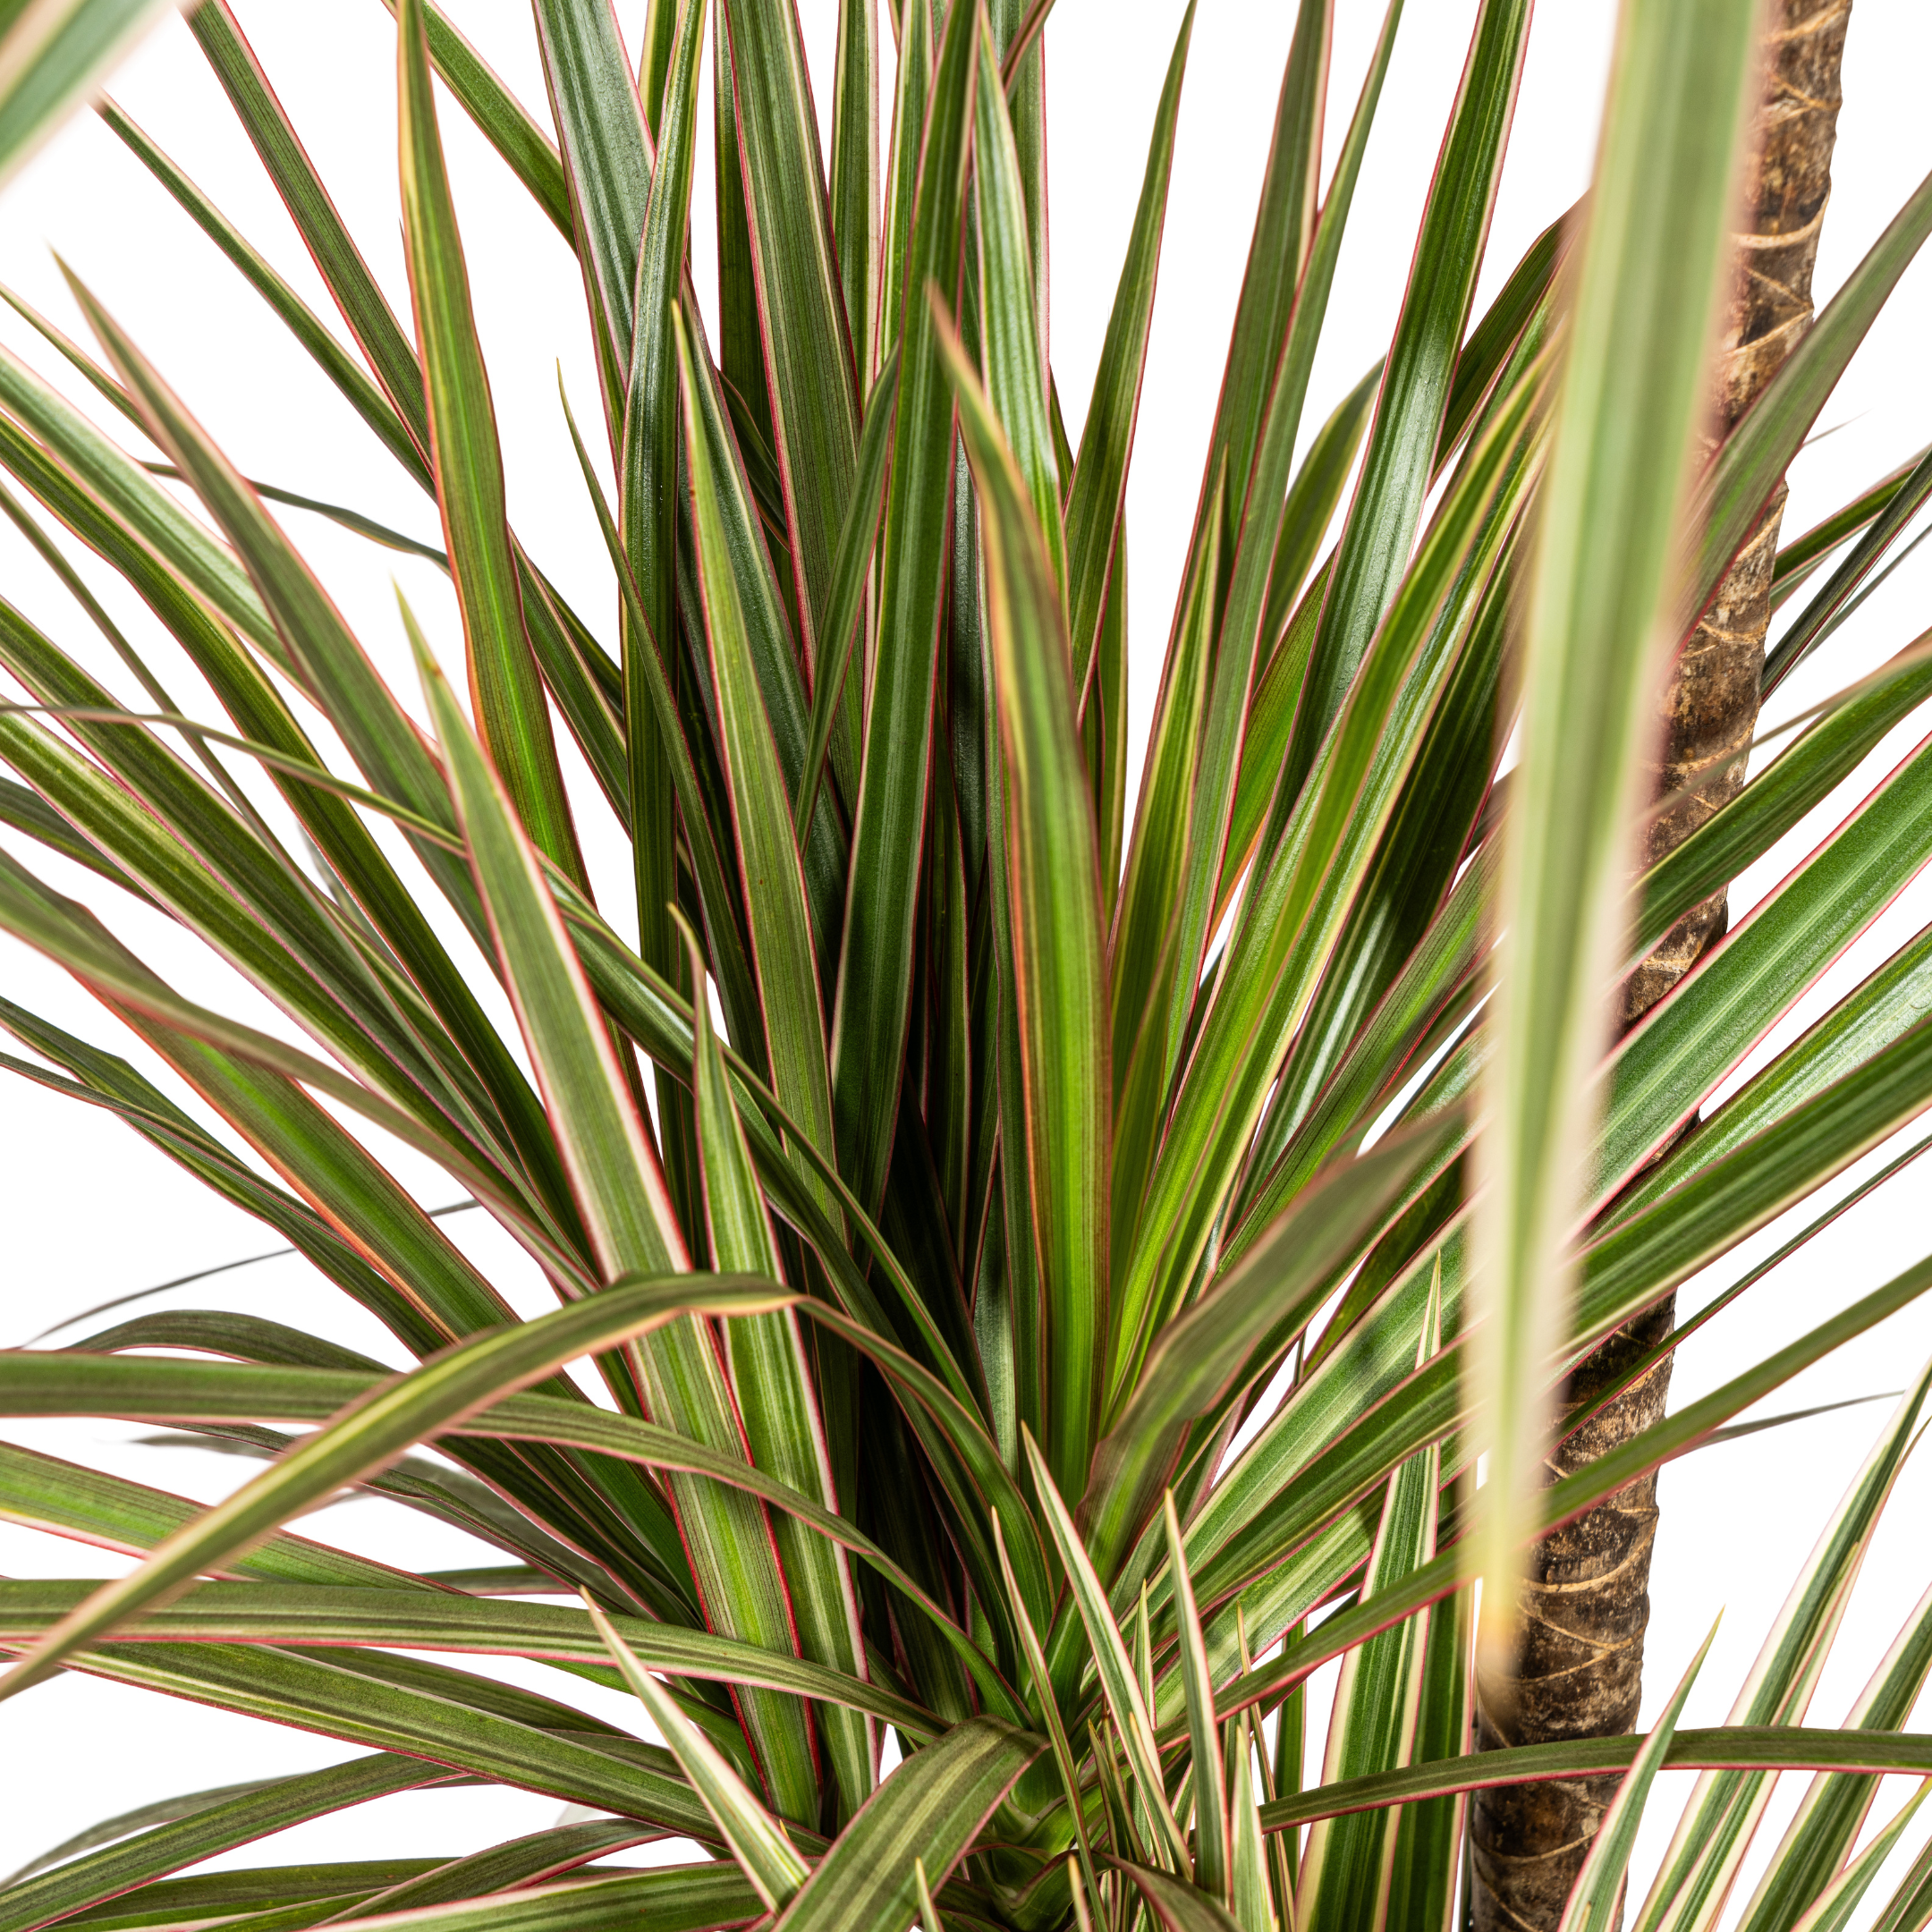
1469,5,1852,1928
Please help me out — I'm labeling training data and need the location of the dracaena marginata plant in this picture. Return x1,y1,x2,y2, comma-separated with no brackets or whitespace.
3,2,1932,1931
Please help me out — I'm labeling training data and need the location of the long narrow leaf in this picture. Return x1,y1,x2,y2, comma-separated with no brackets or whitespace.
939,305,1107,1503
1465,0,1761,1664
587,1599,810,1911
398,0,582,880
0,1275,785,1702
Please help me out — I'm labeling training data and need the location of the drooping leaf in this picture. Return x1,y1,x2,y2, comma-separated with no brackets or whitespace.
0,1275,785,1703
0,1756,447,1920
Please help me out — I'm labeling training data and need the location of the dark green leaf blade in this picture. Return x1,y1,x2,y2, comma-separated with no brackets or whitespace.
938,305,1108,1504
828,0,977,1212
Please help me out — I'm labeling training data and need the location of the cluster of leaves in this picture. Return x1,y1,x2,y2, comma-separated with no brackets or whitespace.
1,1,1932,1930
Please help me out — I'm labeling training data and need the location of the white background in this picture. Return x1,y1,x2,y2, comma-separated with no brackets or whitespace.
3,0,1932,1915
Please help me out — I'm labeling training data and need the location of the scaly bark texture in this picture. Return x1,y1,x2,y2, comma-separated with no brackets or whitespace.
1470,7,1852,1928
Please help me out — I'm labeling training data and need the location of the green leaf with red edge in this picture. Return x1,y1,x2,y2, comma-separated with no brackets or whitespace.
1023,1430,1189,1871
828,0,976,1212
1204,0,1330,541
769,1716,1043,1932
1284,0,1530,806
1295,1283,1442,1932
989,1510,1104,1916
677,305,839,1170
191,2,430,455
415,624,682,1277
1763,446,1932,698
1237,362,1381,832
382,0,573,239
588,1597,812,1911
1110,470,1224,1262
682,906,876,1818
721,0,862,669
1194,970,1932,1633
1255,1723,1932,1837
552,882,993,1419
1594,728,1932,1200
0,334,272,652
49,276,572,1229
0,0,171,188
1732,1571,1932,1932
100,99,428,486
175,11,621,879
0,1757,466,1932
674,302,849,982
0,1576,915,1731
529,0,650,378
0,720,534,1243
24,1643,719,1835
829,0,880,388
1627,1353,1932,1932
1690,166,1932,620
1156,0,1402,1103
0,1341,1003,1708
295,1866,766,1932
1119,361,1542,1402
1436,210,1567,475
0,1439,422,1591
0,1273,786,1705
875,0,929,370
0,991,573,1380
1165,1496,1230,1907
794,348,899,842
290,1816,674,1923
1116,1862,1248,1932
1062,2,1192,695
972,7,1063,595
937,301,1108,1506
1087,1111,1462,1579
617,0,707,1052
1222,849,1488,1279
1631,636,1932,959
417,613,826,1823
1174,963,1932,1631
555,383,763,1054
1772,447,1931,605
398,0,583,883
1216,1245,1932,1735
